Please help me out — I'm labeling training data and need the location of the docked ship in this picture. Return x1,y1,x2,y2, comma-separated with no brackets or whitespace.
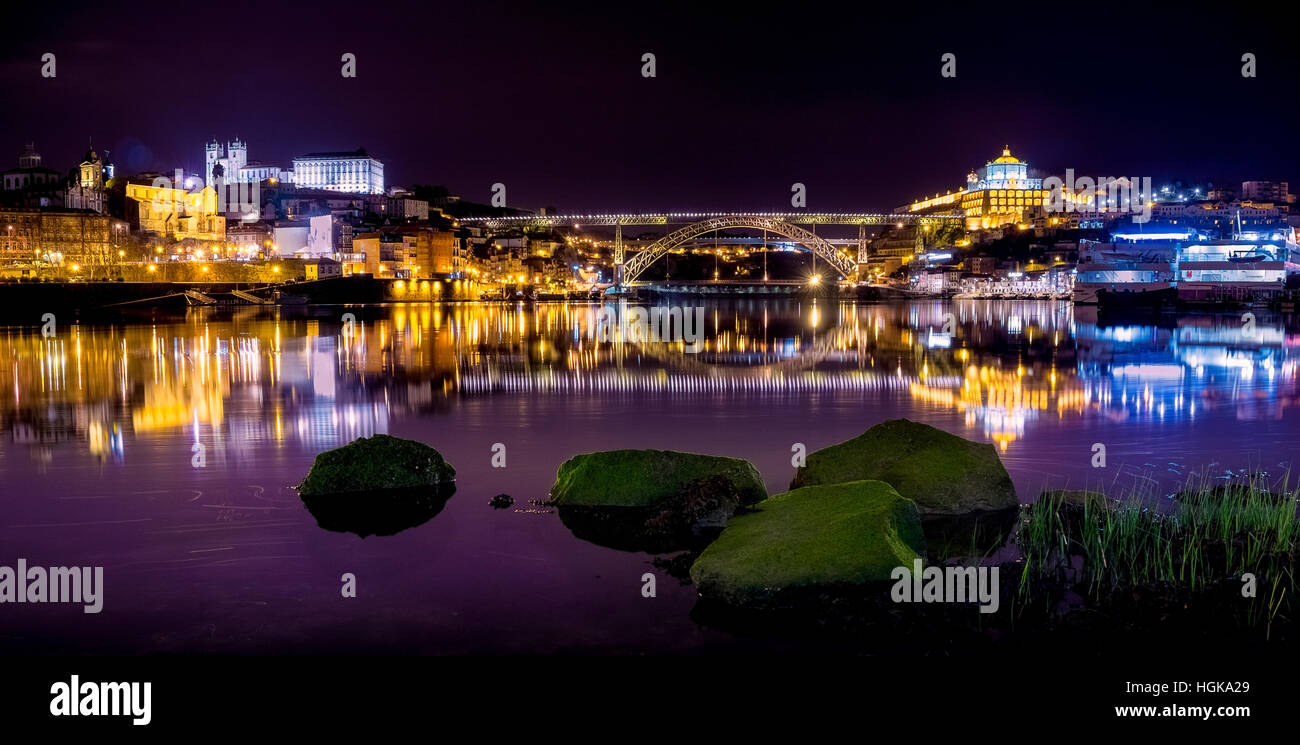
1175,224,1300,305
1073,234,1180,306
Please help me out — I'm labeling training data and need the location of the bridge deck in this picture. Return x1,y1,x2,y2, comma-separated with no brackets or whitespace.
460,211,962,227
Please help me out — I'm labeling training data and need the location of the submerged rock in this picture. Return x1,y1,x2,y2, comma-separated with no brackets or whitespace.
297,434,456,537
790,419,1017,515
489,493,514,509
689,480,926,607
551,449,766,553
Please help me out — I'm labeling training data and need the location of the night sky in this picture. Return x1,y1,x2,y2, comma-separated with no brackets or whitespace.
3,1,1297,213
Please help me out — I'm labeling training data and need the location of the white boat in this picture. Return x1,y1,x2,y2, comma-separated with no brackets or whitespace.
1073,236,1179,306
1175,227,1300,304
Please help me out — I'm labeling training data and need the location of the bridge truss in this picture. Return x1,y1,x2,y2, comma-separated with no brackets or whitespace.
458,212,964,283
620,215,857,281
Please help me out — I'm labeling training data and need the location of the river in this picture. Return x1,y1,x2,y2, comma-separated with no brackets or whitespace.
1,298,1297,652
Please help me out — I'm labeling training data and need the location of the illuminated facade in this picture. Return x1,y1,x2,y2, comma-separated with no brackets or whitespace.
0,207,112,265
905,147,1047,230
206,139,294,185
354,226,460,278
205,138,247,186
67,144,107,213
960,147,1045,230
292,149,384,195
125,179,226,241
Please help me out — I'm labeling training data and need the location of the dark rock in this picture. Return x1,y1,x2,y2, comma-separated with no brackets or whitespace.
297,435,456,537
921,508,1019,562
551,449,767,553
550,449,766,508
298,434,455,497
790,418,1017,515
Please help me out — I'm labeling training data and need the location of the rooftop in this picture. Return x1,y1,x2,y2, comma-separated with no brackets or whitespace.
990,147,1022,165
295,148,375,160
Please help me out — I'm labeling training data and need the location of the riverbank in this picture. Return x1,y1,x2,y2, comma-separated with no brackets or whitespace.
0,275,491,317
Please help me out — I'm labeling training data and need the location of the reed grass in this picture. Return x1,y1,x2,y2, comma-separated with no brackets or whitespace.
1017,472,1299,629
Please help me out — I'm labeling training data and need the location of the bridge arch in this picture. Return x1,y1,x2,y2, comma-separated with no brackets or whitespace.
620,215,857,283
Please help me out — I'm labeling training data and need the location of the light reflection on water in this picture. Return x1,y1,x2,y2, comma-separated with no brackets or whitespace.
3,299,1295,468
0,299,1297,653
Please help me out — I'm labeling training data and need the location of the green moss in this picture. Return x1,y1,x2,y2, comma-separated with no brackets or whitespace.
550,449,766,508
790,419,1017,515
689,480,925,607
298,434,455,497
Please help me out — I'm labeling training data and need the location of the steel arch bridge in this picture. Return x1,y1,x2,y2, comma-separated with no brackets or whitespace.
620,215,857,283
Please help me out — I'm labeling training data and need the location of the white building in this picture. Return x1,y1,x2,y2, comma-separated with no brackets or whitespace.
205,138,247,187
272,221,310,257
239,162,292,184
306,214,335,257
205,139,294,186
292,148,384,195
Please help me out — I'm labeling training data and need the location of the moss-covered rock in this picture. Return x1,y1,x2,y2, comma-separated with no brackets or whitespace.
790,419,1017,515
689,480,925,607
297,434,456,537
550,450,767,553
298,434,455,497
551,449,765,508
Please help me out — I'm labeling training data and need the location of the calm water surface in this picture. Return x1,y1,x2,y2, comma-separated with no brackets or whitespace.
2,299,1297,653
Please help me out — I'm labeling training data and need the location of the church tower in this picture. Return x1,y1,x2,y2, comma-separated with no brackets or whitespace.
79,140,104,189
226,138,247,182
205,139,224,185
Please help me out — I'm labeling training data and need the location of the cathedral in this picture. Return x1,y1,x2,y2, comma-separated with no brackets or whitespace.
205,138,247,186
206,138,292,186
